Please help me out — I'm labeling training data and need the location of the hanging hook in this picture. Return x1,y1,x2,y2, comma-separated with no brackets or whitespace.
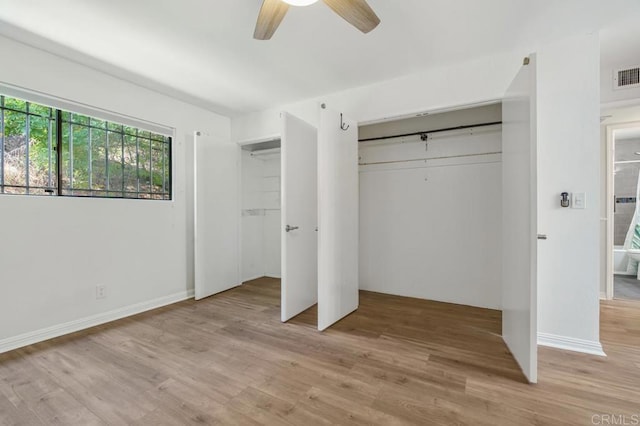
340,113,350,131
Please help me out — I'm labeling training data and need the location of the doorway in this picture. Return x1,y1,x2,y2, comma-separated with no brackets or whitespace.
607,120,640,300
239,112,321,325
240,139,282,284
358,103,503,309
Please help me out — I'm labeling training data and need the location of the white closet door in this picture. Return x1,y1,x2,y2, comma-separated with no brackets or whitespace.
317,105,359,331
502,56,538,383
281,113,318,322
194,132,240,300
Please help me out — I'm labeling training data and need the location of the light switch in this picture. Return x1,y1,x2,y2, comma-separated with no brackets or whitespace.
572,192,586,209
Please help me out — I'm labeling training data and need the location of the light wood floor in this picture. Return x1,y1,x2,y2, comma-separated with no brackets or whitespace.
1,278,639,425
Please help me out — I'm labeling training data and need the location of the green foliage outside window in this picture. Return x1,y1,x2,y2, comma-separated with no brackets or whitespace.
1,95,171,199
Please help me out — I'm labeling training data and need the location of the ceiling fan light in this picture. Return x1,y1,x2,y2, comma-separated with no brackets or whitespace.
282,0,319,6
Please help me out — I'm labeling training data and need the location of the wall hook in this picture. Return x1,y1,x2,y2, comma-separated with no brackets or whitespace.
340,113,350,131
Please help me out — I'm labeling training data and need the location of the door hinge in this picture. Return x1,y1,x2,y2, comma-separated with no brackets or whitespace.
523,57,530,66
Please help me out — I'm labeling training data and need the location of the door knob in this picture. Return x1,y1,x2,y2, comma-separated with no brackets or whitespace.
286,225,299,232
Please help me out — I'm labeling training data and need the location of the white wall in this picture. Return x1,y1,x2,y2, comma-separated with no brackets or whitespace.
0,35,230,351
601,20,640,107
359,127,503,309
231,50,523,143
536,33,602,349
240,151,281,282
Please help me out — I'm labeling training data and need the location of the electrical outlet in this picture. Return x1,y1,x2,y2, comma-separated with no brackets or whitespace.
96,285,106,299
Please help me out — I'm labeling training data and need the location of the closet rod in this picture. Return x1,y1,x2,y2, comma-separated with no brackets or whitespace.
358,121,502,143
251,147,281,157
359,151,502,166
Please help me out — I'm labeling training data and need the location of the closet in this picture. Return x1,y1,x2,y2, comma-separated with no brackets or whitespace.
358,103,503,310
193,112,356,328
236,108,359,329
240,140,282,282
356,91,538,383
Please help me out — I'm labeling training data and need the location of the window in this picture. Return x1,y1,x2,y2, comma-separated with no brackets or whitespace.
0,94,172,199
0,95,57,195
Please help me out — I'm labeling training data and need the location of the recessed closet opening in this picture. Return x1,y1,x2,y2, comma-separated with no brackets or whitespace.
240,139,282,283
358,103,503,310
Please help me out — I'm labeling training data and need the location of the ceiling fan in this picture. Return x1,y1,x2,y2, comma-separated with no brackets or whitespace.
254,0,380,40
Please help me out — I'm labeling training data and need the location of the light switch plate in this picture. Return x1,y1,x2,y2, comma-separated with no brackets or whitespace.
572,192,586,209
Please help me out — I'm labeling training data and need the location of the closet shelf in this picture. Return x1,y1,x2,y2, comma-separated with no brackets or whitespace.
615,160,640,165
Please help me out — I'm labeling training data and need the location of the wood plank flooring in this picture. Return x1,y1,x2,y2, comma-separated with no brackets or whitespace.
1,277,639,425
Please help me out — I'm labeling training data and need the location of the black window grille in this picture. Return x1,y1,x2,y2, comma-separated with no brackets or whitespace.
0,94,171,200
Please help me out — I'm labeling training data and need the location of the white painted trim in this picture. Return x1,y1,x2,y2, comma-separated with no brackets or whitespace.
242,274,267,283
538,332,606,357
0,289,194,354
600,291,607,300
243,274,282,282
606,125,614,300
237,142,244,296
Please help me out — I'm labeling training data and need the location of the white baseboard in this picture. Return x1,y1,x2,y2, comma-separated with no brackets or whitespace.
538,332,606,357
600,291,607,300
0,289,194,354
242,274,281,282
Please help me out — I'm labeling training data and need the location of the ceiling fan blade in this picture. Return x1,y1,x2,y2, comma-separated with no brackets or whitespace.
254,0,290,40
323,0,380,34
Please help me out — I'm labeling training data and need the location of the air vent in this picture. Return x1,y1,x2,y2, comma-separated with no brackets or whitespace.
614,66,640,90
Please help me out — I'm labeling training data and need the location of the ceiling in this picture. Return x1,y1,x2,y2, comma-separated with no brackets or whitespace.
0,0,639,117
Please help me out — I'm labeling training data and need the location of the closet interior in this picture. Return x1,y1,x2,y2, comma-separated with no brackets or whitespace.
241,139,282,283
358,103,503,310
